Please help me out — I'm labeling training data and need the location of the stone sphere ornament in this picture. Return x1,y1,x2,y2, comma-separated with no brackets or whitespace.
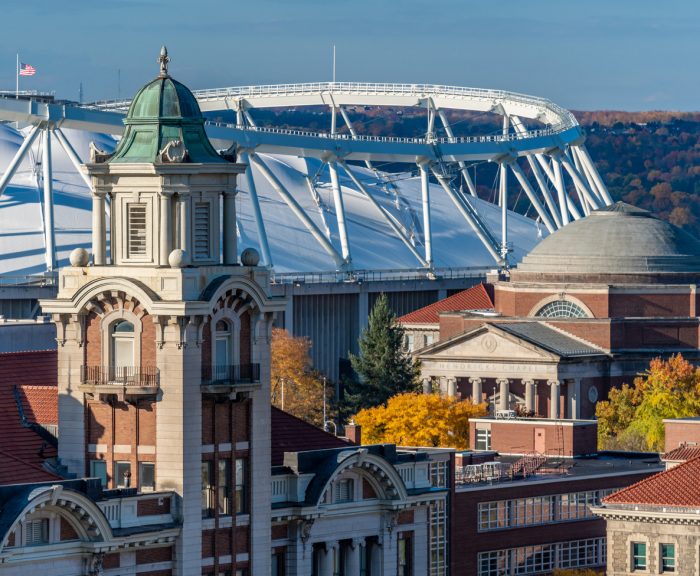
69,247,90,267
240,247,260,267
168,248,191,268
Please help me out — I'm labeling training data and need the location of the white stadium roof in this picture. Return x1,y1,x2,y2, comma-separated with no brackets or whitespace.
0,123,545,277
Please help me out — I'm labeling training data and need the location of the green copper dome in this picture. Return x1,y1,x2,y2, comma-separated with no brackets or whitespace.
109,48,226,164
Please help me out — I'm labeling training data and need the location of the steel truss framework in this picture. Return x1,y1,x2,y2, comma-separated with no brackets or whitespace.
0,82,612,272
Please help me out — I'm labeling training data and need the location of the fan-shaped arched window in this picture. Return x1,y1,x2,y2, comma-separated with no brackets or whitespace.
111,320,135,368
535,300,589,319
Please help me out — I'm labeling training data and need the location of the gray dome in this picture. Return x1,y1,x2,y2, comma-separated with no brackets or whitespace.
517,202,700,275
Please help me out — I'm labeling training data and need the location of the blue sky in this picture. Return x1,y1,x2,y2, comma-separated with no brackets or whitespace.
2,0,698,110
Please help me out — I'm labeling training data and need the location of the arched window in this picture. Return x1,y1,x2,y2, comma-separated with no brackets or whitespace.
535,300,589,319
111,320,135,369
215,320,232,368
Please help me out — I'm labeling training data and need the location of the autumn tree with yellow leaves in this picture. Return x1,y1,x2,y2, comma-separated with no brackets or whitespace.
352,392,487,449
270,328,332,428
596,354,700,451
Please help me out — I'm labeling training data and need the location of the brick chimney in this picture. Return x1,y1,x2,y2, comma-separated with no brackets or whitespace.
345,422,362,445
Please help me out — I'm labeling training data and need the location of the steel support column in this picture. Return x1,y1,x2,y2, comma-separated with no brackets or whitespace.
577,145,613,205
238,151,272,267
432,168,501,263
551,155,570,225
418,162,433,267
338,160,427,267
509,161,556,233
0,124,41,198
328,161,351,263
560,154,600,211
338,107,373,170
437,109,477,197
42,127,56,271
250,153,344,268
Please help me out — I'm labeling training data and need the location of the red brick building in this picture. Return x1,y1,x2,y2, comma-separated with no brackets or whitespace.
406,202,700,420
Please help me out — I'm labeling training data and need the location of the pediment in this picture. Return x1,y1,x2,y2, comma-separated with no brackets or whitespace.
421,325,559,361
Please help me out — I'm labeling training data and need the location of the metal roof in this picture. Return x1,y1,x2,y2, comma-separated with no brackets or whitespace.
497,322,604,357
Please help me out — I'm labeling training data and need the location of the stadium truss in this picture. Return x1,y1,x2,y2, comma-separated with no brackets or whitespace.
0,82,612,272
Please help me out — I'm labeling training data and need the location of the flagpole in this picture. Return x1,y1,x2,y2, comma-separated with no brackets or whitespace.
16,53,19,99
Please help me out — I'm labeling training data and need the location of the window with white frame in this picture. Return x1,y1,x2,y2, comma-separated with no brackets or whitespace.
115,461,132,488
478,489,616,531
90,460,108,487
475,427,491,451
478,538,605,576
632,542,647,571
429,460,448,488
215,319,232,372
139,462,155,492
334,478,354,503
111,320,135,370
429,499,447,576
535,299,589,319
193,201,211,260
127,203,148,258
661,543,675,572
23,518,50,546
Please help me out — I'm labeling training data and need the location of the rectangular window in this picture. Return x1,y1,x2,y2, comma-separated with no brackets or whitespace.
398,533,413,576
24,518,49,546
218,458,231,516
661,543,675,572
202,460,214,518
632,542,647,571
335,478,354,503
114,461,131,488
90,460,108,487
475,428,491,450
235,458,247,514
194,202,211,260
139,462,155,492
127,203,147,257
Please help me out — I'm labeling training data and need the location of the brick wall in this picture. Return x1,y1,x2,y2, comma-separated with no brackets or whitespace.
239,312,251,366
609,292,692,318
271,523,288,540
136,547,172,564
137,496,171,516
451,473,657,576
86,398,157,488
60,516,79,541
664,421,700,452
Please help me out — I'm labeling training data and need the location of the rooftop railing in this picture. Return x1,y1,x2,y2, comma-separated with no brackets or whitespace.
81,365,160,388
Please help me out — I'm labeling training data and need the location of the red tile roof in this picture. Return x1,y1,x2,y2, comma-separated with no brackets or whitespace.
0,449,60,485
661,445,700,463
0,351,58,483
397,283,494,325
271,407,352,467
604,455,700,508
19,385,58,424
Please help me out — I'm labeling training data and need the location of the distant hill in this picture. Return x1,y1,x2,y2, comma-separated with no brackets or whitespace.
207,108,700,238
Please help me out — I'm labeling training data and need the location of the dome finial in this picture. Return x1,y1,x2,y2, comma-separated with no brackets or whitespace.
158,45,170,77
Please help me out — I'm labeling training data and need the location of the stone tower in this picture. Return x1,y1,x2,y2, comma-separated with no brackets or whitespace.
41,48,284,575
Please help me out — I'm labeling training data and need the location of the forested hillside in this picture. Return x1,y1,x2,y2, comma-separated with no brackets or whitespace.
211,108,700,237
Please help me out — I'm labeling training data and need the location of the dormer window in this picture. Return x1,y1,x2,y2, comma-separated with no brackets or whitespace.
127,203,148,258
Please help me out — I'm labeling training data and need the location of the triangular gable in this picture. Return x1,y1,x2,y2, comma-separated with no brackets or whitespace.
418,323,561,362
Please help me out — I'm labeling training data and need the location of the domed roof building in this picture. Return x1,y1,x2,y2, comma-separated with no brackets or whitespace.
411,201,700,421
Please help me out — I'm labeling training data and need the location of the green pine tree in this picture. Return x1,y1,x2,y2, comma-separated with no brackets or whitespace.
344,293,421,413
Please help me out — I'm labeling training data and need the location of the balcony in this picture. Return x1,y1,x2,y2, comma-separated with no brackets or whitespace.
201,364,261,394
80,365,160,399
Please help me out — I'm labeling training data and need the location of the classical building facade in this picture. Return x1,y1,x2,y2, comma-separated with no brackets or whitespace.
34,51,285,575
408,203,700,419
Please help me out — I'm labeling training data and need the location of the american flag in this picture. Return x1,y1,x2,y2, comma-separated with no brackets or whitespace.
19,63,36,76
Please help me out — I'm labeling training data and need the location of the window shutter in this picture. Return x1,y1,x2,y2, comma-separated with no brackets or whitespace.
127,203,147,257
194,202,210,259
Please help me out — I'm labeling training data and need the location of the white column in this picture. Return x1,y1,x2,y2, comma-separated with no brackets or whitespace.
223,191,237,265
322,542,337,576
92,193,106,265
329,161,351,264
178,194,190,253
524,379,536,414
549,380,561,419
345,539,362,576
470,377,483,404
498,378,510,411
567,379,581,419
42,127,56,271
419,162,433,267
422,377,433,394
159,192,173,266
446,377,456,398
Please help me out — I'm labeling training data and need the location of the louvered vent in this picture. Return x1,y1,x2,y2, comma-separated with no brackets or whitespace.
194,202,210,259
127,203,147,257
